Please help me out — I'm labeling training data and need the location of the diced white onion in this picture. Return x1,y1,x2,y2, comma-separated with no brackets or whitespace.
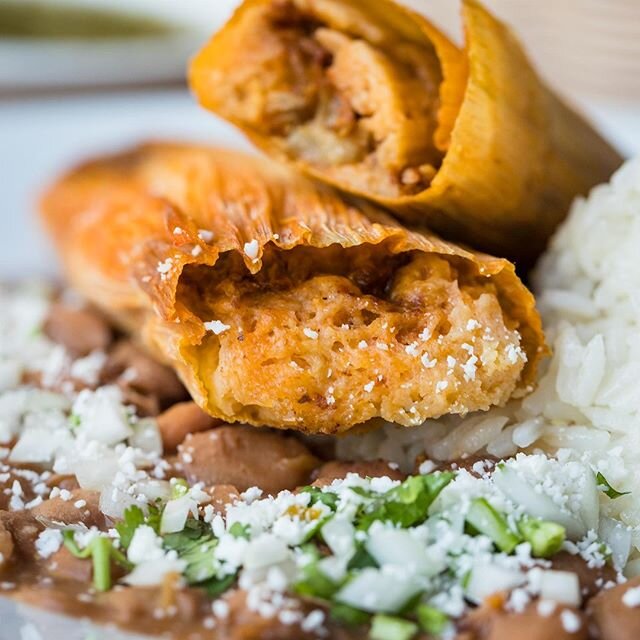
136,479,171,503
538,570,581,607
75,454,120,490
577,469,600,534
318,555,350,583
366,528,446,577
123,557,187,586
243,535,290,570
99,485,138,519
0,361,22,393
465,564,525,604
161,496,193,534
336,567,423,613
0,389,69,443
9,426,72,464
72,386,132,446
600,517,632,570
321,517,355,558
129,418,163,456
494,467,586,539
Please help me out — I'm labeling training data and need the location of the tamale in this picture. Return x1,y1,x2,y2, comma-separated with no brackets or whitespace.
189,0,622,264
41,143,544,434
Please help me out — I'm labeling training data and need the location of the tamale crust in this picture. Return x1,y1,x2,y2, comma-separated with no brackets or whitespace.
40,143,545,432
395,0,623,261
190,0,622,265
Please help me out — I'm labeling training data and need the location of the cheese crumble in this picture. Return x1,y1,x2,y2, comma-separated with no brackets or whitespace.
204,320,231,335
303,328,319,340
243,239,259,260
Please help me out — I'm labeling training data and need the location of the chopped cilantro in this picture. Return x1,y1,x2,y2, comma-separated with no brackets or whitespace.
202,572,236,597
181,537,219,584
91,537,113,592
598,542,613,563
461,569,472,589
170,477,189,499
293,561,342,599
62,531,130,592
416,604,449,635
596,472,630,500
397,593,423,616
161,519,224,587
115,502,162,549
330,603,370,626
517,516,565,558
465,498,521,553
28,325,43,338
300,486,339,510
109,545,132,571
228,522,251,539
62,530,92,559
298,543,321,564
115,505,145,549
349,486,378,499
347,545,378,571
301,515,329,544
145,503,162,533
370,614,418,640
358,472,454,530
163,518,210,551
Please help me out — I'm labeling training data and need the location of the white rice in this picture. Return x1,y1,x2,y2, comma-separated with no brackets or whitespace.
338,157,640,547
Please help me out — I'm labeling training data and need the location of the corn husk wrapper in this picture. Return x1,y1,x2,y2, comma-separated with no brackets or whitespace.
190,0,622,264
41,143,545,433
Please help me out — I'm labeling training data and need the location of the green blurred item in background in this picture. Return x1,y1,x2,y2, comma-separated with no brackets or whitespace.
0,1,175,39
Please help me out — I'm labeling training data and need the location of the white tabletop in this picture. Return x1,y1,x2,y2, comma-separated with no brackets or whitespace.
0,89,253,278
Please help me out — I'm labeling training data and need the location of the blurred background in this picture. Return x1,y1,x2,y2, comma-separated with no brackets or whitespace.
2,0,640,277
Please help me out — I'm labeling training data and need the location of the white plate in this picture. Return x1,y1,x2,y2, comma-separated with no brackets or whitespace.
0,596,148,640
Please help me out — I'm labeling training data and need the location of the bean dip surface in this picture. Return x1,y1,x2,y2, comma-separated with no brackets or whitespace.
0,286,637,640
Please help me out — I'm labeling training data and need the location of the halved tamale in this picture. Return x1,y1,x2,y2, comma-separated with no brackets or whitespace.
190,0,622,264
41,143,544,433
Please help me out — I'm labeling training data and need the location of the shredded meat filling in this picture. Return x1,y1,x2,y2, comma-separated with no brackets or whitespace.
178,243,526,433
208,0,444,197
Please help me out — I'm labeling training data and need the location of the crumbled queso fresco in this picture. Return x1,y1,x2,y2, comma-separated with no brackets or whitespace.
0,284,636,639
